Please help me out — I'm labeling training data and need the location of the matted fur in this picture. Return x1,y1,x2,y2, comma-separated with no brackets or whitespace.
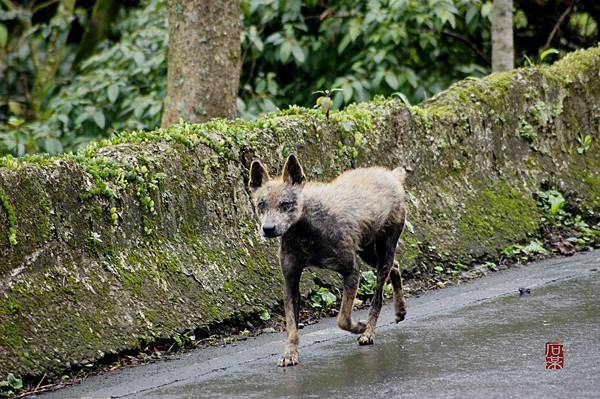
248,155,407,367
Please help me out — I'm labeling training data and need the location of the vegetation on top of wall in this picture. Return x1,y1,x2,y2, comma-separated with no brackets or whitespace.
2,0,598,156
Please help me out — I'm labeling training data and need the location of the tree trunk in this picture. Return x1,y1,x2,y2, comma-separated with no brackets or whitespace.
74,0,121,66
161,0,241,127
492,0,514,72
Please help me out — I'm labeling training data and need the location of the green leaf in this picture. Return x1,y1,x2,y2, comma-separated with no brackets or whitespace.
540,48,559,63
481,2,493,20
107,84,119,103
523,240,548,255
549,195,564,215
319,290,336,305
280,41,292,63
258,309,271,321
75,111,91,127
342,85,353,102
133,51,145,66
392,92,411,107
134,100,150,119
57,114,69,126
348,18,361,42
316,96,331,111
361,271,376,285
465,6,478,25
93,111,106,129
44,138,63,154
0,23,7,48
7,373,23,390
514,10,529,29
384,72,399,90
8,100,21,115
337,34,351,54
291,45,305,63
147,103,162,117
406,68,418,88
7,117,25,128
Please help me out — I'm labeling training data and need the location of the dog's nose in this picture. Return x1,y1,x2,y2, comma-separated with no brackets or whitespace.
262,224,276,237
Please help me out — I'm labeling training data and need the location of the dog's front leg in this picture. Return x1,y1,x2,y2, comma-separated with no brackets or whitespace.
278,257,302,367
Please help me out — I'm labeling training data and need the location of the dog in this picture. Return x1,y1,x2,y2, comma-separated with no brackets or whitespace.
248,154,407,367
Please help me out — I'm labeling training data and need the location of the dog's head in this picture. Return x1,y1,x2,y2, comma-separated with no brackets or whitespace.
248,154,306,238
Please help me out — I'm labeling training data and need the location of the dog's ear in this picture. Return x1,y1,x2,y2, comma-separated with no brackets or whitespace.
282,154,305,186
249,160,270,191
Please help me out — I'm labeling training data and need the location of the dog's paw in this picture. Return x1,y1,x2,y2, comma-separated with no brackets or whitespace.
338,317,367,334
357,332,374,345
277,351,299,367
351,320,367,334
395,310,406,323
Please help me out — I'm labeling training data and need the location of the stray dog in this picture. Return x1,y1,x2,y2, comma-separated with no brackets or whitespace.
248,154,407,367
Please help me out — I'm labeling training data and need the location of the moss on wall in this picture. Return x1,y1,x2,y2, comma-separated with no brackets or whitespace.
1,47,599,377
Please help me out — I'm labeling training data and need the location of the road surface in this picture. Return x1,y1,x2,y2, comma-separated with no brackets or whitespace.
39,251,600,399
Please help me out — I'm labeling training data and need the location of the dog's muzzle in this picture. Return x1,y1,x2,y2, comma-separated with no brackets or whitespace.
262,224,280,238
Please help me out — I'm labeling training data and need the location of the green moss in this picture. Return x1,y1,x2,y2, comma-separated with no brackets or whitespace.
0,187,18,245
409,105,432,129
529,100,554,130
118,251,163,295
35,194,52,240
0,298,22,316
180,154,193,170
458,181,540,252
518,121,537,142
222,279,245,302
582,173,600,210
397,230,422,270
540,47,600,85
331,108,373,163
482,71,514,94
419,103,454,122
422,71,516,121
0,321,23,349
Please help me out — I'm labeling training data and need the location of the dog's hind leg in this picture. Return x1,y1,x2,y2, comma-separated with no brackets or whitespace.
389,261,407,322
337,257,367,334
358,226,402,345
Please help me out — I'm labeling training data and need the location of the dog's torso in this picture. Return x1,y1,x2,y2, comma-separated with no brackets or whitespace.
280,167,406,272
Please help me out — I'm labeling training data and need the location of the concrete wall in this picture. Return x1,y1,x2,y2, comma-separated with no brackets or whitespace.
1,47,599,377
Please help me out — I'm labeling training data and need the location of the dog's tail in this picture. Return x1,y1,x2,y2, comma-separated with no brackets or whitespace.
392,167,407,185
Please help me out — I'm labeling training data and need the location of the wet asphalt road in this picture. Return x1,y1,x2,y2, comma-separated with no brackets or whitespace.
40,251,600,399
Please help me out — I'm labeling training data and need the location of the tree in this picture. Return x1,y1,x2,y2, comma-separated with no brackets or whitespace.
492,0,514,72
161,0,241,127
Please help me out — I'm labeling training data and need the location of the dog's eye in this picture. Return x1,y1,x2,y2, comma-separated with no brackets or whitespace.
279,201,294,211
257,200,267,211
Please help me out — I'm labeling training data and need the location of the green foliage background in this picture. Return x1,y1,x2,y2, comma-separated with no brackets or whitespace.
0,0,598,156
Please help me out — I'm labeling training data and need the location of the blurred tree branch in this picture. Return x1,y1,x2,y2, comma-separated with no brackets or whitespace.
33,0,59,13
442,30,490,65
30,0,76,116
74,0,121,66
543,1,574,51
0,0,18,11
